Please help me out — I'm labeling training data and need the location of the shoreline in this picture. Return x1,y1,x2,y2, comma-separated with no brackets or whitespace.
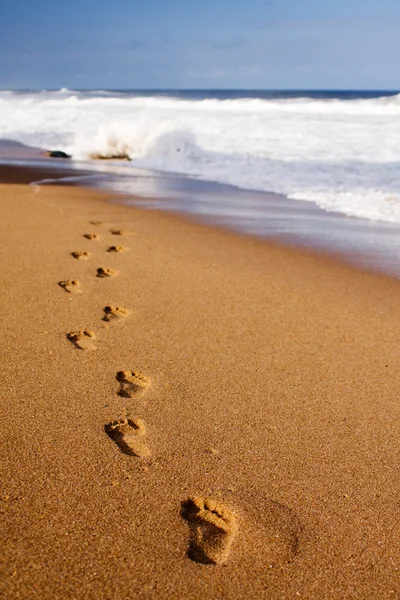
3,158,400,281
2,87,400,283
1,170,400,598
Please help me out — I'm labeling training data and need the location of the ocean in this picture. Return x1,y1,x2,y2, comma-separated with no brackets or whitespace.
1,88,400,275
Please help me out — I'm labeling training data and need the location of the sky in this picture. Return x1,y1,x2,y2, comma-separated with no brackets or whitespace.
1,0,399,89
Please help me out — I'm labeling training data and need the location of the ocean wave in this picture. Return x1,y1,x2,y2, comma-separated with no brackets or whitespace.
0,89,400,223
2,89,400,114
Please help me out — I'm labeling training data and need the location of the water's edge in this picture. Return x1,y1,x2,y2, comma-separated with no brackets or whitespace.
1,152,400,279
11,155,398,281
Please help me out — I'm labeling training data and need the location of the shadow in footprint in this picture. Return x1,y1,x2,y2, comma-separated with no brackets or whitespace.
116,370,149,397
105,416,150,458
67,330,96,350
84,233,100,240
58,280,82,294
103,305,129,322
181,497,238,565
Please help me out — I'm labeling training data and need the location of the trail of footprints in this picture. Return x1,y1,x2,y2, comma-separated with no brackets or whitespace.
58,220,300,568
61,225,152,469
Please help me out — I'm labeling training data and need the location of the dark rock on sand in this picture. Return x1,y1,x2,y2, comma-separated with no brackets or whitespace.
44,150,72,159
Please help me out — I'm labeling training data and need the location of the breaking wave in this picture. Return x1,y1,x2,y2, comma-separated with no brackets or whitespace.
1,89,400,222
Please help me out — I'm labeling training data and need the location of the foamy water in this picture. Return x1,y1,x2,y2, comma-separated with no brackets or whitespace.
1,89,400,223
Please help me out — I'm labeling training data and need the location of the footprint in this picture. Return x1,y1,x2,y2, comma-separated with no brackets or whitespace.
84,233,100,240
116,370,149,397
243,496,301,566
181,497,238,565
71,251,90,260
110,229,131,236
107,245,127,253
67,330,96,350
89,221,103,225
58,280,82,294
105,416,150,458
96,267,118,278
103,305,129,322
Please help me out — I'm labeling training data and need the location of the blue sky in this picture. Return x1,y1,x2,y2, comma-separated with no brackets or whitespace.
1,0,399,89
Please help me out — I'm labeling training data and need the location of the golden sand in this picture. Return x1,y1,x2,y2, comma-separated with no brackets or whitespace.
1,174,400,599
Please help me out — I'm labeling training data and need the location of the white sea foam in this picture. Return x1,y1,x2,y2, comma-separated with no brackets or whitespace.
0,89,400,223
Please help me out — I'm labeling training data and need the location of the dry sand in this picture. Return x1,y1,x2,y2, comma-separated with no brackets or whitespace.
0,168,400,599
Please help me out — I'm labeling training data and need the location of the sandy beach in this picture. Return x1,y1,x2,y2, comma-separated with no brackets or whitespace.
1,166,400,600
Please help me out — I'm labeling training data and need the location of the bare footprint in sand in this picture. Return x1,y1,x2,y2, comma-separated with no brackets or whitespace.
103,305,129,322
58,280,82,294
107,245,128,253
110,228,131,236
116,370,149,397
182,494,300,568
181,497,238,565
96,267,118,278
243,496,301,566
71,251,90,260
89,221,103,225
105,416,150,458
67,330,96,350
84,233,100,240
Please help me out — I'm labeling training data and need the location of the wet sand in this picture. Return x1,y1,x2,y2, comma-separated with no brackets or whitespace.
0,163,93,184
1,167,400,599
